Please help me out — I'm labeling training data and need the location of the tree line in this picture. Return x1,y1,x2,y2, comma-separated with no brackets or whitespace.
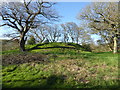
27,22,92,45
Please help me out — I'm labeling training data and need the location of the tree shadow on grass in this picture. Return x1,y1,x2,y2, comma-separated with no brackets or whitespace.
43,75,66,88
67,43,84,49
3,75,67,89
27,43,76,51
3,74,119,89
27,43,50,51
91,85,119,89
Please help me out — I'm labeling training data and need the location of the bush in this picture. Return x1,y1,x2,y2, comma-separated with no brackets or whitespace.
27,36,36,45
82,43,92,52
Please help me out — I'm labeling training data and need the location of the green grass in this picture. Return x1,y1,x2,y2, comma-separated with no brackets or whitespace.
1,49,20,55
2,42,119,88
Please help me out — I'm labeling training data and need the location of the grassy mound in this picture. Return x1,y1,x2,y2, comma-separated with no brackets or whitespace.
26,42,87,52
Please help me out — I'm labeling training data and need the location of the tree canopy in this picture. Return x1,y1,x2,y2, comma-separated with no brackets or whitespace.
77,2,119,53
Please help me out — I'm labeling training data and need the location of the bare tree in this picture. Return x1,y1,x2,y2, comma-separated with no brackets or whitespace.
61,22,84,44
77,2,119,53
65,22,77,43
29,25,48,43
46,24,61,42
0,0,59,51
61,24,69,43
79,23,93,45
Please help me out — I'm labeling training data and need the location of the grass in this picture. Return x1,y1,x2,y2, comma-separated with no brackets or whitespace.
1,49,20,55
2,42,119,88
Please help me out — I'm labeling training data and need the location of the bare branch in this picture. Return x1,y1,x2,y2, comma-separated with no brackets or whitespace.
0,24,6,27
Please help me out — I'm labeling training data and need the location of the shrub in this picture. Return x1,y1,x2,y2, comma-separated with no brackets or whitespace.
27,36,36,45
82,43,92,52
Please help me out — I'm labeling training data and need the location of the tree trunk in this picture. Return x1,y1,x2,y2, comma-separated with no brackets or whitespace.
19,34,26,52
113,36,117,54
76,38,79,44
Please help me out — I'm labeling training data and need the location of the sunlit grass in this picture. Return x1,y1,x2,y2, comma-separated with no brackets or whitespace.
2,42,119,88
